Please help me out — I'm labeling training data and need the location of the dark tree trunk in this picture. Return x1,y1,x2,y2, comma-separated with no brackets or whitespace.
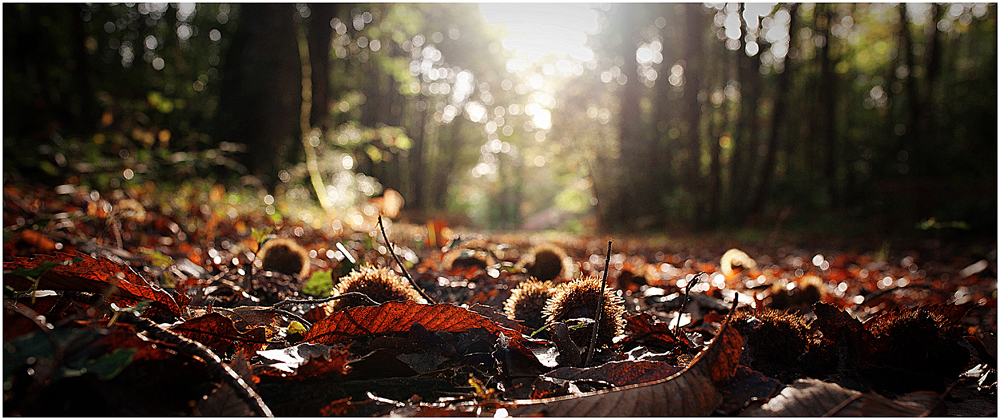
920,3,944,174
615,4,651,229
731,3,765,223
308,3,338,130
750,3,797,215
681,3,705,226
651,4,680,229
216,4,300,190
900,3,921,162
818,4,839,205
406,97,428,212
431,117,464,210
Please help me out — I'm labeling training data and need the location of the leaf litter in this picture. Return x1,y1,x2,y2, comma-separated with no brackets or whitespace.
2,183,996,416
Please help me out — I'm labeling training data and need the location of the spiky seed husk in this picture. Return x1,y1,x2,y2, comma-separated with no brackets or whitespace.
542,276,625,347
865,307,970,381
442,238,495,270
768,275,826,309
329,265,426,312
731,308,814,374
796,274,825,306
520,244,569,281
504,280,558,330
258,238,310,278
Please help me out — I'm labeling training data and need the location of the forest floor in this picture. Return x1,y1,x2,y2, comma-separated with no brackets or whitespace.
3,181,996,416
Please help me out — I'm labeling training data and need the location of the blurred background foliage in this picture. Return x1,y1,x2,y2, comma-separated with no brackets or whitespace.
3,3,996,239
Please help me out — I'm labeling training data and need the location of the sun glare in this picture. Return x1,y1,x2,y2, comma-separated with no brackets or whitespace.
479,3,599,62
479,3,598,132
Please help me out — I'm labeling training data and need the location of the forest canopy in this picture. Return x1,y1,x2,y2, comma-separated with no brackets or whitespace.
3,3,997,237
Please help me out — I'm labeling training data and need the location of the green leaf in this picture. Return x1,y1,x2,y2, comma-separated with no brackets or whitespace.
252,227,275,246
303,269,334,297
84,348,137,380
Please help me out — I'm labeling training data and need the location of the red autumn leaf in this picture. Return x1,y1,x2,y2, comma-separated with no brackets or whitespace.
171,313,268,355
4,251,188,316
98,324,175,361
620,312,692,350
303,301,543,360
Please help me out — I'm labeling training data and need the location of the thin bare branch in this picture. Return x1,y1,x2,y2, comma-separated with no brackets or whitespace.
377,215,435,304
585,239,612,367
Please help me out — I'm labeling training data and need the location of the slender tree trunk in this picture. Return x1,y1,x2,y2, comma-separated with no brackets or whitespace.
750,3,797,215
216,4,300,189
920,3,944,174
681,3,705,227
732,3,766,222
652,5,679,229
900,3,921,161
818,4,839,206
308,4,338,130
431,117,463,210
406,97,428,212
615,3,650,229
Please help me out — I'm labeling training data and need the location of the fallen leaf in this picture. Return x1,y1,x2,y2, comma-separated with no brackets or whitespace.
620,312,692,351
256,343,351,379
303,301,545,362
171,313,268,355
743,378,944,416
4,252,188,316
503,300,743,416
716,366,781,414
542,360,684,388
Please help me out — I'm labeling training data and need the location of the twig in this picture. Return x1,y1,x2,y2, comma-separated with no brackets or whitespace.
273,291,379,309
673,272,704,338
377,215,434,304
584,240,612,367
123,312,273,417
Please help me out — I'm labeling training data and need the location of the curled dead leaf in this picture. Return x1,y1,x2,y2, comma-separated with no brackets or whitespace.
743,378,944,416
503,300,743,416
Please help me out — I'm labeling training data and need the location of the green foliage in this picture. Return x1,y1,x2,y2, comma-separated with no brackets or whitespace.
303,269,334,297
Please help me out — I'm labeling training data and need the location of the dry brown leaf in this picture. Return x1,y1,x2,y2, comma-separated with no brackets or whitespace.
504,301,742,416
743,378,944,416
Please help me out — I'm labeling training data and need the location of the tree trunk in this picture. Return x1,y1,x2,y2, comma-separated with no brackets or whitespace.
900,3,921,162
818,4,839,206
406,97,429,212
216,4,301,190
750,3,797,215
614,4,651,229
681,3,705,226
651,4,680,229
731,3,765,222
308,4,338,130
